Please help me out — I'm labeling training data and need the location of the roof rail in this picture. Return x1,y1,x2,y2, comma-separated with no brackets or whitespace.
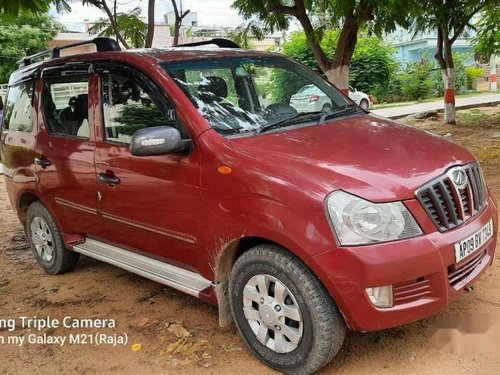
176,38,240,49
18,37,121,68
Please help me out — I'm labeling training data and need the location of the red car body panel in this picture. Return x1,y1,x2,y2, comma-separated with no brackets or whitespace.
1,49,497,331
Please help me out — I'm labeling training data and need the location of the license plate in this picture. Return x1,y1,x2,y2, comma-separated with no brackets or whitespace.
454,219,494,263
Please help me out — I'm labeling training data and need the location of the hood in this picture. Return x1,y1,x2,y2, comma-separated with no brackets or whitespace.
228,114,475,202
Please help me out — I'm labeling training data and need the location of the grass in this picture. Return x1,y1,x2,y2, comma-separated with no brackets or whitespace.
373,90,499,109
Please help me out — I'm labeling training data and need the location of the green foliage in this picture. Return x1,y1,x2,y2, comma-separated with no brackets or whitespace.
472,3,500,59
275,30,397,99
430,52,469,95
465,66,486,89
231,0,291,33
0,0,50,15
88,7,147,48
349,35,398,93
0,13,60,82
112,104,166,135
0,0,72,16
399,61,435,101
227,21,265,49
269,69,309,103
267,31,336,103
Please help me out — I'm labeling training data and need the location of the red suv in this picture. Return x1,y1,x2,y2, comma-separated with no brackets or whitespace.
1,38,497,374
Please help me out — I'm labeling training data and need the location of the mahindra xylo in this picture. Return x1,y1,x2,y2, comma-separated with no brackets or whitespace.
1,37,497,374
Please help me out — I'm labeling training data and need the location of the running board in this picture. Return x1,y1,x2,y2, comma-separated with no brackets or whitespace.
73,238,212,298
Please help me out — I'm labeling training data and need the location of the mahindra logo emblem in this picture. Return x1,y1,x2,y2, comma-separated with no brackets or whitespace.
449,167,468,189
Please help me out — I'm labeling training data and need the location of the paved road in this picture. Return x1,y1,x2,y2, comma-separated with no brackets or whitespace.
371,93,500,119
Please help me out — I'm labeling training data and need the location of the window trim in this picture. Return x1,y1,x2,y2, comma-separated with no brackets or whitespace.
40,74,91,140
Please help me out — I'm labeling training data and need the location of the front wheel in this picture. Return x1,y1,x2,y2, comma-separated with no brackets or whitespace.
229,245,346,374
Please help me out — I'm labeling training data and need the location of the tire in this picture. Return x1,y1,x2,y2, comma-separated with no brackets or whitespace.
25,201,80,275
321,103,332,112
359,99,369,111
229,244,346,375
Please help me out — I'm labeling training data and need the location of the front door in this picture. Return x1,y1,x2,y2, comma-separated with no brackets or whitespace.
35,65,99,237
94,63,203,268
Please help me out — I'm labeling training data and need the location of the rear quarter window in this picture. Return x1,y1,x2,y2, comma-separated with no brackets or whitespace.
2,81,35,133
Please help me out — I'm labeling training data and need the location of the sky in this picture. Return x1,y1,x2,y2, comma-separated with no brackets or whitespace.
51,0,246,31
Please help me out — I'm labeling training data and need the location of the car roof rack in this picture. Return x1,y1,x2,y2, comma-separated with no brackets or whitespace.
176,38,240,49
18,37,121,68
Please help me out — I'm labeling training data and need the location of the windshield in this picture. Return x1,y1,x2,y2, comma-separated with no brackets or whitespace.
161,56,355,135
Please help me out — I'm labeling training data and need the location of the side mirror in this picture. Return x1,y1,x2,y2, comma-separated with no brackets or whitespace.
130,126,182,156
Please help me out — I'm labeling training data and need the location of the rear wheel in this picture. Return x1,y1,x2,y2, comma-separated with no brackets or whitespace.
321,103,332,112
229,244,346,374
26,201,79,275
359,99,369,111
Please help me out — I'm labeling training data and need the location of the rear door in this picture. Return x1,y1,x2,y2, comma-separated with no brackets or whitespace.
35,64,99,236
93,62,203,267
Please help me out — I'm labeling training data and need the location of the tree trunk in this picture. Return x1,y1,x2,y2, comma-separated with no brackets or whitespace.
145,0,155,48
173,21,180,46
325,66,350,95
441,68,456,124
435,26,456,125
329,11,359,94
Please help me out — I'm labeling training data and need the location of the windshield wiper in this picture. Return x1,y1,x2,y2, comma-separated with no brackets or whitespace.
258,111,323,134
319,103,359,123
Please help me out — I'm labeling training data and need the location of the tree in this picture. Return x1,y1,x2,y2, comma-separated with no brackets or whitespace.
83,1,132,48
0,13,59,82
170,0,190,46
472,2,500,58
232,0,408,94
88,7,148,48
145,0,155,48
0,0,50,15
227,21,265,49
274,30,397,98
0,0,72,15
412,0,491,124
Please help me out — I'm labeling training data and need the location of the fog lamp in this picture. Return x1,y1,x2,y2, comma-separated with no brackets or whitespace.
365,285,393,308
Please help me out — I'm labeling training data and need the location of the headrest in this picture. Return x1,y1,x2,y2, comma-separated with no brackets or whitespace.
68,96,77,107
197,76,228,102
75,94,89,119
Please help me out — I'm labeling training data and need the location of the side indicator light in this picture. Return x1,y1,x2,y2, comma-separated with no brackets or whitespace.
217,165,232,175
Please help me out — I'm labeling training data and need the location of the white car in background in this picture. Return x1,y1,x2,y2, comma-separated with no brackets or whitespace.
290,84,372,112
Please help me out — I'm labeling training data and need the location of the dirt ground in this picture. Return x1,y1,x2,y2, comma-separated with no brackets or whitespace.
0,106,499,375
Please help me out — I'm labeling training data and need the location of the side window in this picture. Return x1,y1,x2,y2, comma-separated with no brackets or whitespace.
2,81,34,132
101,72,178,145
42,77,89,138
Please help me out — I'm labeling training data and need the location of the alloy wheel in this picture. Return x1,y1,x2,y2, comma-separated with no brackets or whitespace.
242,274,303,353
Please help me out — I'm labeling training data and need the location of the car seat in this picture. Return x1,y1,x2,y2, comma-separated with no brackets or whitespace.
58,96,81,135
197,76,228,103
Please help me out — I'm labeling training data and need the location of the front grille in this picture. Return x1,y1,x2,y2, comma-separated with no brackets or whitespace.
393,277,431,305
416,163,486,232
448,250,487,287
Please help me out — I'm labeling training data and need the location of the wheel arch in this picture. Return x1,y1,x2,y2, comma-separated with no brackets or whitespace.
214,236,285,327
18,190,42,225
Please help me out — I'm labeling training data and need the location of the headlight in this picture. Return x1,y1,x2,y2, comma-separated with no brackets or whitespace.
325,190,422,246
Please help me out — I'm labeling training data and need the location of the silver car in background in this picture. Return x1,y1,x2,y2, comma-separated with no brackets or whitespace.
290,84,372,112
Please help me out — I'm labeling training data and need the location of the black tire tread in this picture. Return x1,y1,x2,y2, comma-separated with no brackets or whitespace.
230,244,346,375
26,201,80,275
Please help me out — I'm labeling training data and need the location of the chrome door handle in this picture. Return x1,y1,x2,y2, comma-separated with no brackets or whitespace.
97,172,120,186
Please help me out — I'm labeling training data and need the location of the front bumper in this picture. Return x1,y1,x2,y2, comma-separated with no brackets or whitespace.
307,195,498,331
